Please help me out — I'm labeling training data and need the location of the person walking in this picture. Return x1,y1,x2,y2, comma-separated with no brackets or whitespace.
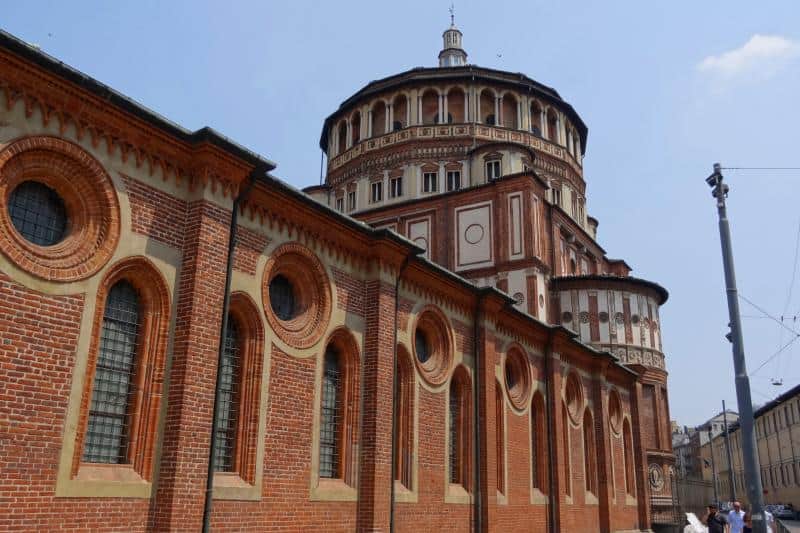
703,502,729,533
728,501,746,533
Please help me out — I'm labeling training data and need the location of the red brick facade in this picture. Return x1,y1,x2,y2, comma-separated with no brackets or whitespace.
0,30,671,532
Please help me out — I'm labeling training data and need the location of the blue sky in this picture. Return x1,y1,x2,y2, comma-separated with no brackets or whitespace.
5,1,800,428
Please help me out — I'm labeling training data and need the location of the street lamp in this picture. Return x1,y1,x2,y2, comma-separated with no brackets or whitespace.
705,164,766,533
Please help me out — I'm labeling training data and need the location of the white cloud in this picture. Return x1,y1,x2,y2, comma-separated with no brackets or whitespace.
697,34,800,78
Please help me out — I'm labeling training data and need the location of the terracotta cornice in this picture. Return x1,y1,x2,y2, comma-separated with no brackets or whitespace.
0,39,269,197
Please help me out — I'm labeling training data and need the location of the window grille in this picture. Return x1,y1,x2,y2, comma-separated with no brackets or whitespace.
213,316,241,472
83,281,140,464
8,180,68,246
269,274,295,321
320,347,341,478
449,381,460,484
348,191,356,211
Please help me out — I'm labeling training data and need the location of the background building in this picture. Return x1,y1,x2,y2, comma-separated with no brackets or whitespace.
711,385,800,510
0,20,673,532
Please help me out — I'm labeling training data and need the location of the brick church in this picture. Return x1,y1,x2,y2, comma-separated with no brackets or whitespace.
0,18,674,533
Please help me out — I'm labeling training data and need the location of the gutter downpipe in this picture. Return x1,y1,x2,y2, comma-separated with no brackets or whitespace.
545,200,559,533
202,168,261,533
472,289,487,533
544,328,558,533
389,253,414,533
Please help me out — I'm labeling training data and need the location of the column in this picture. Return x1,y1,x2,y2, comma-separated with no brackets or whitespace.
464,91,469,122
388,104,394,132
438,93,443,123
356,248,404,532
631,381,653,529
346,121,352,149
593,372,613,533
516,100,522,130
443,92,449,123
368,109,373,138
406,98,411,126
494,97,500,125
151,197,233,530
541,109,547,138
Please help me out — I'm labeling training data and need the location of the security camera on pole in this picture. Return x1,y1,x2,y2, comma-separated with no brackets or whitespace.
705,163,766,533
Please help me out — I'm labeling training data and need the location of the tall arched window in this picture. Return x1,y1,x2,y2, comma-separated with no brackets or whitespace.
395,346,414,490
76,256,170,482
496,380,505,494
449,365,471,487
83,280,140,464
320,346,342,479
563,404,571,497
531,392,546,491
213,316,241,472
318,329,359,485
583,408,597,494
623,418,635,496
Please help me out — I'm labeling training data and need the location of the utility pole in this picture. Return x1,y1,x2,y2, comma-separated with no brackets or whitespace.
722,400,736,503
705,164,766,533
708,426,719,508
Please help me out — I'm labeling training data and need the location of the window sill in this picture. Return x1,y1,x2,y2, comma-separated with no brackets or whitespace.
56,463,150,498
393,480,418,503
444,483,472,504
213,472,260,501
496,489,508,505
311,478,357,502
625,494,637,506
585,490,599,505
530,487,549,505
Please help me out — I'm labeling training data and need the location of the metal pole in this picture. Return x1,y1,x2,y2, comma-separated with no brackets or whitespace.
722,400,736,503
707,163,766,533
708,426,719,508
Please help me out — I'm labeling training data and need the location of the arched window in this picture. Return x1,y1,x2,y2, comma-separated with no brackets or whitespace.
395,346,414,490
583,408,597,494
447,88,466,123
623,418,635,495
82,280,140,464
213,315,241,472
351,112,361,145
421,90,439,125
547,110,559,144
479,90,495,125
337,121,347,154
531,392,546,490
76,257,170,482
320,346,342,478
530,101,543,136
496,380,505,494
502,95,518,129
449,366,471,487
393,94,408,130
319,329,359,485
372,101,387,137
563,404,571,497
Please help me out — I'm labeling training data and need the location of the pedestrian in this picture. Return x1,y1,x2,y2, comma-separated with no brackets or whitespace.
703,502,729,533
742,511,752,533
728,501,745,533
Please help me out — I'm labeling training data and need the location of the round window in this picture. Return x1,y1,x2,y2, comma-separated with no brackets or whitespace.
564,372,584,424
269,274,296,321
8,181,68,246
262,243,331,349
0,137,121,282
504,346,531,410
411,306,453,386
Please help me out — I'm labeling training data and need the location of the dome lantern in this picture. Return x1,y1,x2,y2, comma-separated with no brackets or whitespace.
439,6,467,67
